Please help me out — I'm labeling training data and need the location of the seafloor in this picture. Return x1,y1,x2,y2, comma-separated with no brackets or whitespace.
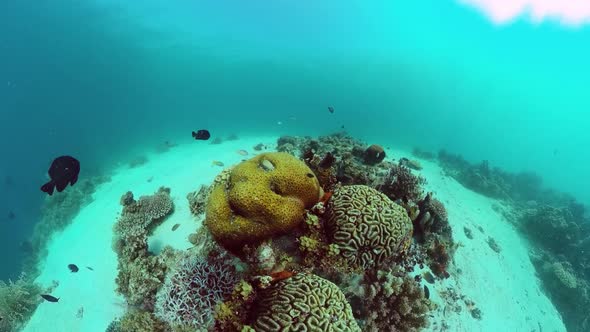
18,134,566,332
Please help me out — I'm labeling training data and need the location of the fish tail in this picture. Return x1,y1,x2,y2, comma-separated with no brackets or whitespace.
40,181,55,195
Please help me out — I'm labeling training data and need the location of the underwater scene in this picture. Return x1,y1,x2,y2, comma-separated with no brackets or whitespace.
1,1,590,331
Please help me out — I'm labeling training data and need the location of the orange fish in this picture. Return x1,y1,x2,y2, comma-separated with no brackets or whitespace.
320,191,333,204
270,270,296,283
212,161,224,167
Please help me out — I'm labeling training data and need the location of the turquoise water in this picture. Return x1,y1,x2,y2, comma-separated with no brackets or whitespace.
0,0,589,330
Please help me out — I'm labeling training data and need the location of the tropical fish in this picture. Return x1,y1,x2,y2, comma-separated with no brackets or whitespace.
237,150,248,156
171,223,180,231
192,129,210,140
422,271,435,284
328,106,334,114
86,266,94,271
423,285,430,299
68,264,79,273
212,161,224,167
41,156,80,195
40,294,59,303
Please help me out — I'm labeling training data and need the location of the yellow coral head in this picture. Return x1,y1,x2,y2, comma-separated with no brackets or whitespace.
205,152,322,253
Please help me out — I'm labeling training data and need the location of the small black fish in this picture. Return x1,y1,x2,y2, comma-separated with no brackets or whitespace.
171,223,180,231
86,266,94,271
319,152,336,169
423,285,430,299
192,130,210,140
41,294,59,303
328,106,334,114
68,264,79,272
41,156,80,195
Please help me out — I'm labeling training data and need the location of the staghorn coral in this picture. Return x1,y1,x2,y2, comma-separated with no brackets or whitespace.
324,185,413,270
250,273,361,331
154,251,239,330
378,163,426,203
0,274,44,332
360,265,433,332
205,152,322,253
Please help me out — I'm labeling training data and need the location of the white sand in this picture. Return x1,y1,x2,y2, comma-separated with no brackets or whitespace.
22,137,566,332
386,147,566,332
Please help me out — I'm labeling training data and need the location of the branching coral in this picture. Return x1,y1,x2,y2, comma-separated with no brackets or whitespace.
250,273,361,331
186,185,209,216
117,311,168,332
0,274,44,332
154,252,239,330
360,265,433,332
113,187,174,310
378,164,426,203
325,185,413,270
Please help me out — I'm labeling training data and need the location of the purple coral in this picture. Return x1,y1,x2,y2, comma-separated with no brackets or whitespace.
154,253,238,329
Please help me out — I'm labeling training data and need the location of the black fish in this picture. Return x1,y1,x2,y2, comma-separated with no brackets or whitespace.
86,266,94,271
41,156,80,195
319,152,336,169
423,285,430,299
192,130,210,140
328,106,334,114
41,294,59,302
68,264,79,273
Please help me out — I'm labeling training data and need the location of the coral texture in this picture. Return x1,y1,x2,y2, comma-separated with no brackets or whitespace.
187,185,210,216
205,152,322,252
378,164,426,202
0,275,43,332
118,311,168,332
251,273,361,331
154,252,238,330
113,187,174,309
361,265,432,332
325,185,413,269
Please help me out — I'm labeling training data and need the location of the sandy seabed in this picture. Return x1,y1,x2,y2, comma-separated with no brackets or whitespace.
22,135,566,332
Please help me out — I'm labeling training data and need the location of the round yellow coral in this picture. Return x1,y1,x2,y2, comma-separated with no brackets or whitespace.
205,152,322,252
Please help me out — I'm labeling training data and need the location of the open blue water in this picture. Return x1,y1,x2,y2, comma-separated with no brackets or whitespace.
0,0,588,289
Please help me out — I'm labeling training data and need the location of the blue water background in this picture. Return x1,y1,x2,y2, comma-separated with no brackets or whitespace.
0,0,588,279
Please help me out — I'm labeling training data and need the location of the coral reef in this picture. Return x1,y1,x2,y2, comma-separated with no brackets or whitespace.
519,204,580,255
117,311,168,332
0,274,44,332
377,163,426,203
205,152,322,253
113,187,174,310
154,251,239,330
359,265,433,332
249,273,361,331
324,185,413,269
187,185,210,216
277,132,394,188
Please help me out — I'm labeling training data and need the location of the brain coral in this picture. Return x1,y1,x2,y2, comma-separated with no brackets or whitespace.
251,273,360,332
205,152,322,252
325,185,413,269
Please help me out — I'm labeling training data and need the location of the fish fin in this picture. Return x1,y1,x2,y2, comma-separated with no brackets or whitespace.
55,181,68,192
40,181,55,195
70,175,78,186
